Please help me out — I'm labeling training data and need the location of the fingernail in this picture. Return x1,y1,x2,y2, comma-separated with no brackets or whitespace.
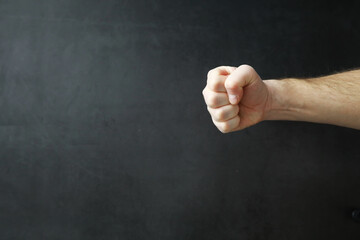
229,94,238,104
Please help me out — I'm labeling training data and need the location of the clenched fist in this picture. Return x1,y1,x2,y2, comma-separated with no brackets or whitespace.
202,64,272,133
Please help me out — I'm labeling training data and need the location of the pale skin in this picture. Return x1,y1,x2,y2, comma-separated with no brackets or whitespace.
202,64,360,133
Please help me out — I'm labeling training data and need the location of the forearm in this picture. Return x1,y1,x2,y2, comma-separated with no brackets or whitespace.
263,70,360,129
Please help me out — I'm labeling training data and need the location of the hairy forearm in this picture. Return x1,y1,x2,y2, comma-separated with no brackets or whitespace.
263,70,360,129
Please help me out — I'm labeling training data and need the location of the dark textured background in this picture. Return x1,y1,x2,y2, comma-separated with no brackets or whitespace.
0,0,360,239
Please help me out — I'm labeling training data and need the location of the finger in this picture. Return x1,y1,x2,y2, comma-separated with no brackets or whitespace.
203,88,230,108
212,115,241,133
224,64,259,105
207,66,237,92
207,66,237,79
207,75,227,92
207,104,240,122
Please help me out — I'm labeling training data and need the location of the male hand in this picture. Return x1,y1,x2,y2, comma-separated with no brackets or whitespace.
202,64,271,133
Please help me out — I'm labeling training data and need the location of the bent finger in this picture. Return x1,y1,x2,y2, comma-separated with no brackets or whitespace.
212,115,240,133
203,89,230,108
207,104,240,122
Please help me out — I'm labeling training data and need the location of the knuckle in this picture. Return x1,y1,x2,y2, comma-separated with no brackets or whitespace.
207,94,218,107
207,69,214,79
219,122,231,133
207,67,220,79
239,64,254,71
224,79,237,90
215,108,225,121
218,127,225,133
207,106,215,117
239,64,255,77
208,77,222,91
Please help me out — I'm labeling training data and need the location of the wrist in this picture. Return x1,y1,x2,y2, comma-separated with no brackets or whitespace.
263,78,306,121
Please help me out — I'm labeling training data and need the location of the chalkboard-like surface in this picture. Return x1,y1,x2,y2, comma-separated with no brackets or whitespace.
0,0,360,239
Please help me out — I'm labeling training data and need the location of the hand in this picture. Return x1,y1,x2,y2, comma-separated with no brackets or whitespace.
202,64,271,133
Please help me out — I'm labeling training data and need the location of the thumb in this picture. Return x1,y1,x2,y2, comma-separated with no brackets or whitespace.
224,64,258,105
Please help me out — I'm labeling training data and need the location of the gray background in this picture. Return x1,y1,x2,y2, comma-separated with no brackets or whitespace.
0,0,360,239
